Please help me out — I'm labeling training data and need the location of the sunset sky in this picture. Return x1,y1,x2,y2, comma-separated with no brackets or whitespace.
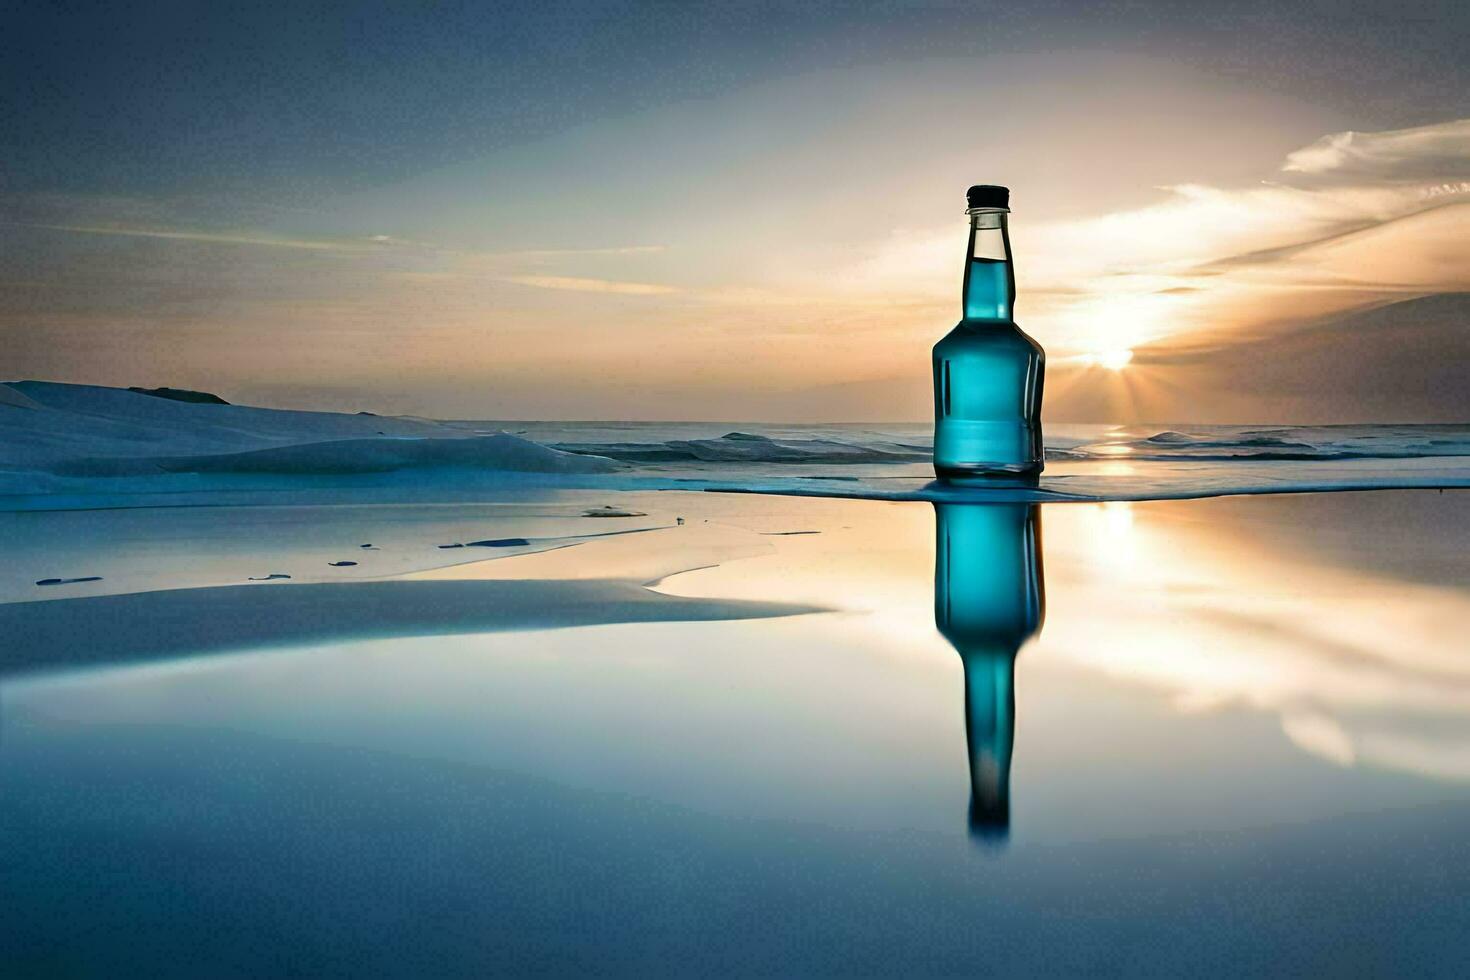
3,1,1467,422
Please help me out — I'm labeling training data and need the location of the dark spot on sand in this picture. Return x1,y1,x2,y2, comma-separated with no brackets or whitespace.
583,505,647,518
36,576,103,586
248,573,292,581
465,538,530,548
760,530,821,536
359,543,377,549
329,561,358,567
438,543,465,549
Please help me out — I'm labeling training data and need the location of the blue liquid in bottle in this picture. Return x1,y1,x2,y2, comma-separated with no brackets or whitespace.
933,185,1045,483
933,502,1045,841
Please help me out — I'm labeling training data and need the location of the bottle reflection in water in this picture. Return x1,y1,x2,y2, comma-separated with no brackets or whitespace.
933,502,1045,842
933,184,1046,483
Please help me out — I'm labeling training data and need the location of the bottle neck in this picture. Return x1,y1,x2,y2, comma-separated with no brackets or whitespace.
960,649,1015,839
963,209,1015,322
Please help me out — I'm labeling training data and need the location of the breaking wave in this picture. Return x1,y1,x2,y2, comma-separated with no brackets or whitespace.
5,383,1470,506
1076,426,1470,462
536,423,1470,466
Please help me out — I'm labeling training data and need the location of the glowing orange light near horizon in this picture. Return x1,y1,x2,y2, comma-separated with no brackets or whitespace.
1067,347,1136,371
1095,348,1134,371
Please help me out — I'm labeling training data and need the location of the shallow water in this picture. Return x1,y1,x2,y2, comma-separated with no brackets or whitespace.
2,490,1469,975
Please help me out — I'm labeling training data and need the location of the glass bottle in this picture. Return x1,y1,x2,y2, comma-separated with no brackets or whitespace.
932,184,1045,483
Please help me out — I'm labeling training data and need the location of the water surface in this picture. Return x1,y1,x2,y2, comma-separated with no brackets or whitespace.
2,490,1468,975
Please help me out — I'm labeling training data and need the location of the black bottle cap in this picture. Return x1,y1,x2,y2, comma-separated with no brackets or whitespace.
967,184,1010,210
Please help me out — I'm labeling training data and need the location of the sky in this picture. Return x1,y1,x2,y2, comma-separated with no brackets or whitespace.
2,0,1468,422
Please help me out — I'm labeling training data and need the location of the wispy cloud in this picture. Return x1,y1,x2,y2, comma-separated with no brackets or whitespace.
3,222,371,252
1283,118,1470,181
6,113,1467,422
492,245,667,259
498,274,678,295
850,119,1470,359
2,214,666,265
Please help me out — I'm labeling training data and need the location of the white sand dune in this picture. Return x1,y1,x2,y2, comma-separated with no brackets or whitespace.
0,381,618,493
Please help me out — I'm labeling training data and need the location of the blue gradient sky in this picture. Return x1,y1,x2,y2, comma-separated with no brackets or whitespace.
3,1,1468,420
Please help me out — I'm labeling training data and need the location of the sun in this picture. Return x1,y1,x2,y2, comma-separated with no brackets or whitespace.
1094,348,1134,371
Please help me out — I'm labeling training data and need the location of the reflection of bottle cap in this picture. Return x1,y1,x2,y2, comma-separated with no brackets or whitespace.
966,184,1010,210
968,797,1010,846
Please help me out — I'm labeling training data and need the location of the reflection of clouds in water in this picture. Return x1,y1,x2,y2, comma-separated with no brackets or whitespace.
1282,712,1356,768
1361,733,1470,782
590,493,1470,785
1035,501,1470,782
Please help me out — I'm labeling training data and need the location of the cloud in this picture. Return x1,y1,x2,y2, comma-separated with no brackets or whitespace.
3,221,371,252
498,274,678,295
5,95,1467,422
1,202,665,265
843,118,1469,346
1012,119,1470,357
1282,119,1470,182
1282,712,1356,767
844,130,1466,361
494,245,667,259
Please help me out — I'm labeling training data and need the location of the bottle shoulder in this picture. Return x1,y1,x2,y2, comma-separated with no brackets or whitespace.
935,320,1045,356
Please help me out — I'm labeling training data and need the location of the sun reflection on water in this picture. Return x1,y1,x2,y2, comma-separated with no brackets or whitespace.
647,491,1470,786
1035,496,1470,782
